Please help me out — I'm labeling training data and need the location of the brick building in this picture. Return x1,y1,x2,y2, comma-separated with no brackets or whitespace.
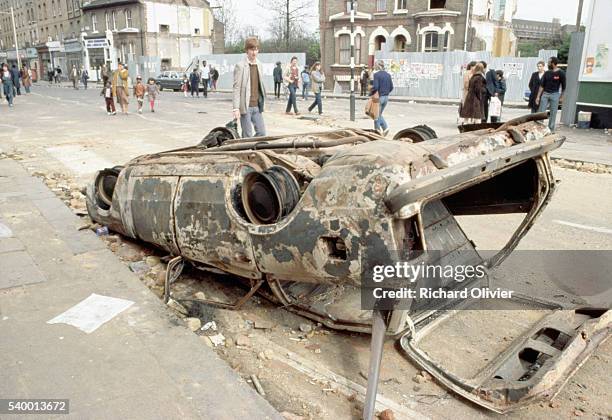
319,0,517,89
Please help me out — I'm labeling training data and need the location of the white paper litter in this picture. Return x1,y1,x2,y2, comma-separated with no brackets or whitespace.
209,333,226,347
0,222,13,238
47,293,134,333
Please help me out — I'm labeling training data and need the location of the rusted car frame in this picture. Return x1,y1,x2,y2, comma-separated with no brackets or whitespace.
85,113,610,415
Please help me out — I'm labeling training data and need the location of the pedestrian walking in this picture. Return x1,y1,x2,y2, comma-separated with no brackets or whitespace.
232,37,267,138
307,62,325,115
133,76,145,114
21,66,32,94
101,80,116,115
490,70,506,123
528,61,546,113
47,65,54,86
70,65,79,90
208,64,214,90
112,63,130,114
211,66,219,91
301,65,311,101
536,56,566,133
458,61,476,124
273,61,282,99
10,65,21,96
459,62,487,124
370,60,393,136
481,61,496,122
284,56,300,115
55,66,62,84
2,63,14,107
101,64,109,86
146,78,159,112
201,60,210,97
81,66,89,89
189,68,200,97
360,67,370,96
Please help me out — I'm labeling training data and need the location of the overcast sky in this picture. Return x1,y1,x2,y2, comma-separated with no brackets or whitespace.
514,0,592,24
231,0,591,38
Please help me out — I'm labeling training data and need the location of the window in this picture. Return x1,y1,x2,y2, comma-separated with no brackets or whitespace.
129,42,134,60
376,0,386,12
430,0,446,8
52,0,56,17
374,34,386,51
394,34,407,52
120,43,126,63
125,9,132,28
345,1,357,13
424,31,438,52
105,12,109,30
442,31,451,51
67,0,72,13
159,24,170,33
111,10,116,30
355,34,362,64
396,0,408,9
91,14,97,32
339,34,350,64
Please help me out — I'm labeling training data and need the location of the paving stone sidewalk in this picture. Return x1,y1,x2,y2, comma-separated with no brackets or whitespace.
0,157,281,419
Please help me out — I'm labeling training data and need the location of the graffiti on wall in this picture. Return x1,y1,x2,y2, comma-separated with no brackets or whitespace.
502,63,525,80
381,59,444,88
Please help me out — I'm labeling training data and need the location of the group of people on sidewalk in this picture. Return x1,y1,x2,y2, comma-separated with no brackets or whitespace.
459,61,507,124
182,62,220,98
100,62,159,116
1,63,33,108
459,56,565,132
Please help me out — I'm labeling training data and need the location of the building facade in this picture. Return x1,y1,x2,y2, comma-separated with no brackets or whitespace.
0,0,222,82
319,0,517,89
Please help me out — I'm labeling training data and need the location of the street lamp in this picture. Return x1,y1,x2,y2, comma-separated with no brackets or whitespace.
0,6,21,69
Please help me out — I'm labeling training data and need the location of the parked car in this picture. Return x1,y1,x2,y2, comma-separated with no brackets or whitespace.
154,71,185,91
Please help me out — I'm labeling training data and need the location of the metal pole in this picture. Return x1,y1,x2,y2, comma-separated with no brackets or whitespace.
349,0,355,121
363,310,387,420
575,0,584,31
10,7,21,69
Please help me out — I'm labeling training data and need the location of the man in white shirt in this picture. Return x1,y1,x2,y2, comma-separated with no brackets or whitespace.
201,60,210,98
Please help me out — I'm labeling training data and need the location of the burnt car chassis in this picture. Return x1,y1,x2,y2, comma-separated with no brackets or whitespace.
86,113,610,418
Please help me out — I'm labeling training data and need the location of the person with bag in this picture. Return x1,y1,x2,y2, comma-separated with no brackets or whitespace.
370,61,393,136
307,62,325,115
459,62,486,124
490,70,506,122
284,56,300,115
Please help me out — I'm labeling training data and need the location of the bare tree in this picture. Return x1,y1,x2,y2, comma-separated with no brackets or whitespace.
258,0,315,49
211,0,238,46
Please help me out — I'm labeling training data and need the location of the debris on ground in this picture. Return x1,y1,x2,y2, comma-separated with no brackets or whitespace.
378,408,395,420
185,317,202,332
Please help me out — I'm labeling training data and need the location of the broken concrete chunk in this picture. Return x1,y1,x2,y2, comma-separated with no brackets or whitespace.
185,317,202,332
167,298,188,316
299,323,313,333
235,335,251,347
253,319,274,330
145,256,161,267
194,291,207,300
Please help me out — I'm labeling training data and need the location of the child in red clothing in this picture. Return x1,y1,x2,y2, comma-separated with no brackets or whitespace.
100,80,116,115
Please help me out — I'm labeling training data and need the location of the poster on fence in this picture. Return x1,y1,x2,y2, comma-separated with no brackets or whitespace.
382,59,443,88
502,63,524,79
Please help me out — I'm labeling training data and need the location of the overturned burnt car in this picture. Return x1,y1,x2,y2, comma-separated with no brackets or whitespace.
86,113,610,416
